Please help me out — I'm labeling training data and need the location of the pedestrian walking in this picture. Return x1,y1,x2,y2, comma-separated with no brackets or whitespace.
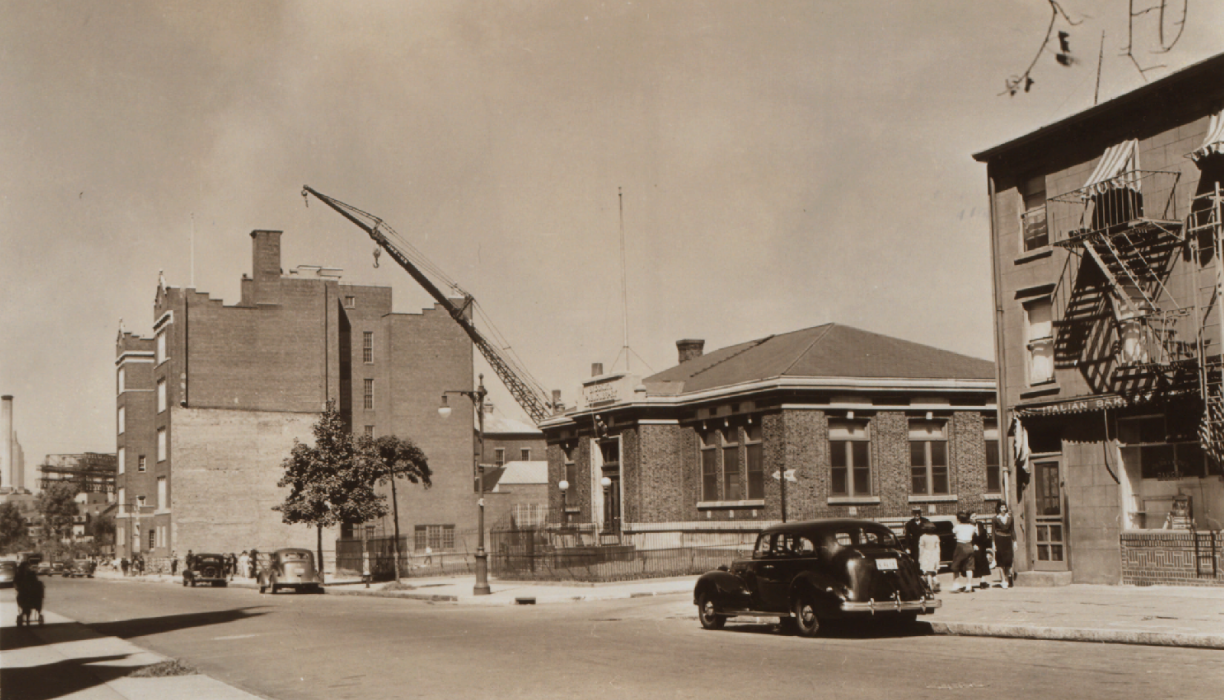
972,516,993,588
238,550,250,579
248,549,259,579
917,521,941,594
903,507,931,561
185,550,195,573
170,550,179,575
120,557,129,576
423,545,433,566
992,502,1016,588
227,553,237,580
949,511,977,592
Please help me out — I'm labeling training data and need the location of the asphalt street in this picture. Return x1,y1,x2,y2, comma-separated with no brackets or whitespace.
6,576,1223,700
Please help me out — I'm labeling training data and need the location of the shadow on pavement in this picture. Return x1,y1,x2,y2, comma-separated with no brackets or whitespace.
0,607,269,652
0,653,134,700
712,618,930,640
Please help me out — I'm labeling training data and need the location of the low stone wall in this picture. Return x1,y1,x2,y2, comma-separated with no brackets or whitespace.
1120,530,1224,586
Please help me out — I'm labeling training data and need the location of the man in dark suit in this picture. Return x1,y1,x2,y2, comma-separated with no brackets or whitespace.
904,507,931,560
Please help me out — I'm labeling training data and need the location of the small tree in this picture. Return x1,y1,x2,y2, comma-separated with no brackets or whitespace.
359,434,431,582
0,501,32,554
38,482,79,551
89,511,116,549
276,402,388,577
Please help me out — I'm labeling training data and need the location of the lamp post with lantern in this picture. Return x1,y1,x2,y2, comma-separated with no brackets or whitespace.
438,374,491,596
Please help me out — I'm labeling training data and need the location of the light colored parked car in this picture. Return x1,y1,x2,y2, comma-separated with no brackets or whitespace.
259,548,324,594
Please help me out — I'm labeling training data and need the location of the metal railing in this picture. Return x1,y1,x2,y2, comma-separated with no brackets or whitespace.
1049,170,1182,246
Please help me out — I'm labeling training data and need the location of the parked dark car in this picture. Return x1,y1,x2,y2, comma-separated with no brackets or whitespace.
0,561,16,588
66,559,96,578
259,548,323,594
183,553,228,587
694,519,939,636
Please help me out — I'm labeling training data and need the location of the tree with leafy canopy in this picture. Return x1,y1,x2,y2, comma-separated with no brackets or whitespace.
38,482,79,550
0,501,32,554
358,434,431,582
276,402,388,579
89,511,115,548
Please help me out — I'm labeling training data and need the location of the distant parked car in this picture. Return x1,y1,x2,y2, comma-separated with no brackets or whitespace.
694,519,939,637
259,548,324,594
0,561,17,588
183,553,228,587
66,559,96,578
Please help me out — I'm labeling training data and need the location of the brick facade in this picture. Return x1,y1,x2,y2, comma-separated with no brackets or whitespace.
115,230,476,569
1121,531,1224,586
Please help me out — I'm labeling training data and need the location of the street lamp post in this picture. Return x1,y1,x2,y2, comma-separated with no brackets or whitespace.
439,374,491,596
558,480,569,525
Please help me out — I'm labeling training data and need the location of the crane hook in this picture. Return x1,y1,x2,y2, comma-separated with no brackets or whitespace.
373,247,381,268
301,188,309,207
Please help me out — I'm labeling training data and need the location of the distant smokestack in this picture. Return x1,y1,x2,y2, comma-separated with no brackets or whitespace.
1,395,12,489
591,363,603,377
677,339,705,364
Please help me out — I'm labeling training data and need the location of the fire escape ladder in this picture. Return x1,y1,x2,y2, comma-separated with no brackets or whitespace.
1191,182,1224,467
1081,238,1146,317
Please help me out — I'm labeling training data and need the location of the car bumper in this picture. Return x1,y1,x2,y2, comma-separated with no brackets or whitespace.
840,598,941,614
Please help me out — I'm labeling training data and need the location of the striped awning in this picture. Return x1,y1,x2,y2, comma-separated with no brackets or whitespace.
1083,139,1140,196
1190,109,1224,164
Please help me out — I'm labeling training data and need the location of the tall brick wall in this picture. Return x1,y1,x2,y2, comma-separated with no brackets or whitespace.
169,407,336,559
1121,531,1224,586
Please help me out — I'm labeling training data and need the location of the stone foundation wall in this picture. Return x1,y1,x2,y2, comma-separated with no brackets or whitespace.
1120,530,1224,586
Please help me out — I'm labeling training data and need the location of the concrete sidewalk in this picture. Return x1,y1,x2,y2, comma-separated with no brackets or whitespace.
95,567,1224,649
0,599,262,700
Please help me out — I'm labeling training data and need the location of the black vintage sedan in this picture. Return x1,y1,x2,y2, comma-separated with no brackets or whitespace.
694,519,939,636
183,553,228,587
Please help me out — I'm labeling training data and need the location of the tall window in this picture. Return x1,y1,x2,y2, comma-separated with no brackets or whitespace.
1020,174,1048,251
984,420,1001,493
157,428,167,462
495,448,506,466
521,448,531,461
829,421,871,497
157,477,167,511
563,444,577,491
118,487,126,515
117,448,125,476
138,455,146,472
118,367,125,394
722,426,741,501
156,331,167,364
1024,298,1055,385
363,332,373,364
157,379,167,413
148,529,155,550
910,420,949,495
700,430,718,501
118,406,125,435
364,425,374,438
745,423,764,500
363,379,374,410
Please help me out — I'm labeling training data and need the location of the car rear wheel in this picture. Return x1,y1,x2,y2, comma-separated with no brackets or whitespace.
697,594,726,630
792,595,823,637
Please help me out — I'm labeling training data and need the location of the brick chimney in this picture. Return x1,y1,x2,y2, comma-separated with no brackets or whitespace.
677,339,705,364
250,230,283,305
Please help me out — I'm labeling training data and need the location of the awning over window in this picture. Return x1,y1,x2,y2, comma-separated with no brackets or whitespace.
1083,139,1140,195
1190,109,1224,164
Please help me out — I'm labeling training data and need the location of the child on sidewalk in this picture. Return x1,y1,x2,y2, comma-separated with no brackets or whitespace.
917,521,941,594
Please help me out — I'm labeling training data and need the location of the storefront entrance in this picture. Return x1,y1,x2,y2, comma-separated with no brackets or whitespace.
1032,459,1068,570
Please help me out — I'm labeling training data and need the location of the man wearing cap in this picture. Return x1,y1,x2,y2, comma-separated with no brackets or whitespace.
903,507,931,561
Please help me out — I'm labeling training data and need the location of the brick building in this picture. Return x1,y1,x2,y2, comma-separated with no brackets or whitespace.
115,230,476,570
540,325,996,549
974,53,1224,585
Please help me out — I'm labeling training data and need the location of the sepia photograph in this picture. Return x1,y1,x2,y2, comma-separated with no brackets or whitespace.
2,2,1223,698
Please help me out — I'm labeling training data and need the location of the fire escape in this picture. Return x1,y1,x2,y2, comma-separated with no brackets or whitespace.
1048,135,1224,458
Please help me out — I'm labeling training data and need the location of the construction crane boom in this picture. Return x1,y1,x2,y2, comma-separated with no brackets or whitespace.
301,185,554,424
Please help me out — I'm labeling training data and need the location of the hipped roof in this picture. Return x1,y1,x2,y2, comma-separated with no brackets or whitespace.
644,324,994,396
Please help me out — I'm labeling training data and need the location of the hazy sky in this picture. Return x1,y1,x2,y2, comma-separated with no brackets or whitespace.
3,1,1223,486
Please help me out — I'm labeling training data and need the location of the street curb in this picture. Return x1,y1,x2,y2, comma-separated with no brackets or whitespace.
920,621,1224,650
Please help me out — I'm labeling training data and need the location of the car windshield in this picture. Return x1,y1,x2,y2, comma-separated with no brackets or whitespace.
280,551,309,561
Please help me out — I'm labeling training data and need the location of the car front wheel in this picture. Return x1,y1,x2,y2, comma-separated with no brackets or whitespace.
697,594,726,630
792,595,822,637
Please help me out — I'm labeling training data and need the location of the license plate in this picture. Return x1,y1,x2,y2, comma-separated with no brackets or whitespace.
875,558,898,571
